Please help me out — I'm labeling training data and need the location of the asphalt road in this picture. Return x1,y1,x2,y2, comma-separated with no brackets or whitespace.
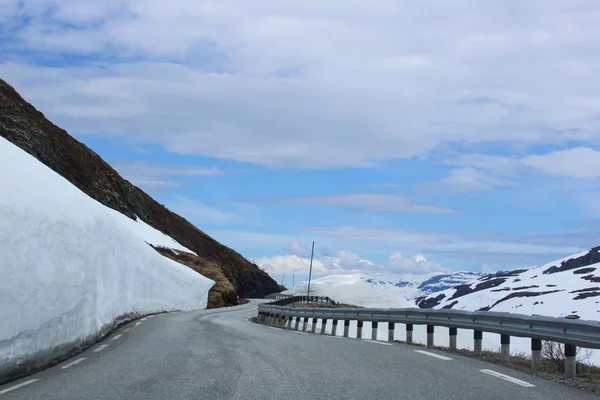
0,300,595,400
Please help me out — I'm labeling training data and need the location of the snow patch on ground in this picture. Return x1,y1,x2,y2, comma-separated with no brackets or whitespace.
0,138,214,382
116,214,196,255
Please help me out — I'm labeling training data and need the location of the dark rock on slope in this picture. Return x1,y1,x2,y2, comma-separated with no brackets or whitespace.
0,78,280,307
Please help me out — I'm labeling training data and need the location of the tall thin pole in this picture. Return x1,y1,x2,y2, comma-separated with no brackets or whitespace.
306,241,315,299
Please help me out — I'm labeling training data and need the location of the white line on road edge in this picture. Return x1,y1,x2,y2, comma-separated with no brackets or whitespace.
141,317,147,321
324,336,343,339
93,344,109,353
124,328,130,332
0,379,40,394
362,340,392,346
414,350,453,360
135,321,142,326
61,358,87,370
291,331,310,335
480,369,535,388
111,334,122,341
268,327,280,331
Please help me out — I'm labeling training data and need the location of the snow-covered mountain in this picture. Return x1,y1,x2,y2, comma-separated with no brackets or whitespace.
282,271,483,308
0,138,214,383
415,247,600,320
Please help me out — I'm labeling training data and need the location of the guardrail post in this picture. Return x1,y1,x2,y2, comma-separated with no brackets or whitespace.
258,312,264,324
501,334,510,363
388,322,395,342
449,327,457,350
321,319,327,335
357,321,363,339
303,317,309,332
266,313,272,325
294,317,300,331
311,318,317,333
474,330,482,356
406,324,413,344
286,316,293,329
531,338,542,371
278,314,284,328
427,325,434,347
565,344,576,379
372,321,378,340
332,319,338,336
344,320,350,337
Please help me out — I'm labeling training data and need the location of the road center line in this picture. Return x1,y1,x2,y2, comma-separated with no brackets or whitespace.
111,334,122,341
0,379,40,394
480,369,535,387
61,358,87,370
93,344,109,353
414,350,453,360
362,339,392,346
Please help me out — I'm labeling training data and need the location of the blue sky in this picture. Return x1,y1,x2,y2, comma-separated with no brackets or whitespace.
2,1,600,286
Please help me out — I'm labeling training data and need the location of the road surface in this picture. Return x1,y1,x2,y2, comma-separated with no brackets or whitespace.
0,300,595,399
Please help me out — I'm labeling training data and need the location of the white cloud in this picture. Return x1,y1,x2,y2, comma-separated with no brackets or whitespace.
522,147,600,178
165,195,241,225
438,167,513,192
384,252,448,274
252,193,456,214
255,250,444,276
111,161,221,191
288,240,312,257
3,1,600,168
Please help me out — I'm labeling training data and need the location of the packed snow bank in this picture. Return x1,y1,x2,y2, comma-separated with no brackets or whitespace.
0,138,214,383
284,274,409,308
116,214,196,255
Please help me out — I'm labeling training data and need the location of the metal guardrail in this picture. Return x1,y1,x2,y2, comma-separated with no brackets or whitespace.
265,295,338,307
257,304,600,349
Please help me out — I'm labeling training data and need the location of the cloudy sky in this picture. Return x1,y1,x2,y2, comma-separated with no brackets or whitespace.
2,0,599,284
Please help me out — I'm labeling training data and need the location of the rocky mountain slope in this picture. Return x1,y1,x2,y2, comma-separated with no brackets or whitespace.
0,77,279,307
414,246,600,320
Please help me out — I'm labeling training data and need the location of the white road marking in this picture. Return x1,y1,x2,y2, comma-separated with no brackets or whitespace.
147,315,155,318
362,340,392,346
61,358,87,370
414,350,453,360
141,317,148,321
135,321,142,326
268,327,280,330
480,369,535,387
325,336,343,339
292,331,310,335
111,334,122,341
93,344,109,353
0,379,40,394
124,328,130,332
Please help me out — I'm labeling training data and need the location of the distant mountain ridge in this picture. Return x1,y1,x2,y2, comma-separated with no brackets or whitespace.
414,246,600,320
0,77,279,307
283,271,483,308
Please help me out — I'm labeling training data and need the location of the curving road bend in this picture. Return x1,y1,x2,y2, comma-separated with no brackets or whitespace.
0,300,595,400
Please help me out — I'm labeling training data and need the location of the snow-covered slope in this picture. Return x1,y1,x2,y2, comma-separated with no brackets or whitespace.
283,271,482,308
0,138,214,382
415,247,600,320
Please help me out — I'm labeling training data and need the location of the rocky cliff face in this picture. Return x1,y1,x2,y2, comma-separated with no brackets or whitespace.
0,78,280,307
